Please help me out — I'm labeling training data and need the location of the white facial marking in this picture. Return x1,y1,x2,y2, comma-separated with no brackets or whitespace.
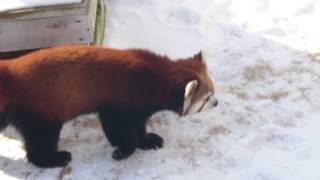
183,80,198,115
184,92,213,115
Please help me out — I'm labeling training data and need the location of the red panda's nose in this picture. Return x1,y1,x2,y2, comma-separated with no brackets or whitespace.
213,100,218,107
211,97,218,107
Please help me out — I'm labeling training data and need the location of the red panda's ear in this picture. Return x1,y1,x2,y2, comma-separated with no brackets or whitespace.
194,51,208,66
194,51,202,60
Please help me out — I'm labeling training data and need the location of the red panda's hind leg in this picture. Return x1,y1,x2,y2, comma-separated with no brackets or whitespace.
0,111,9,131
11,110,71,168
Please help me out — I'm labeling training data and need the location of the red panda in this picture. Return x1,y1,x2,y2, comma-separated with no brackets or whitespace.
0,45,216,168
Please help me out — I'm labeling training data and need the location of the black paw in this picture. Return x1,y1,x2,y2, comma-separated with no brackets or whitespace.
54,151,72,167
112,147,135,161
139,133,163,150
28,151,72,168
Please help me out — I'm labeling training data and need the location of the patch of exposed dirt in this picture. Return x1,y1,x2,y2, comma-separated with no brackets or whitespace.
256,91,289,102
309,52,320,62
243,62,274,81
226,86,249,100
58,166,72,180
80,120,101,129
208,126,231,136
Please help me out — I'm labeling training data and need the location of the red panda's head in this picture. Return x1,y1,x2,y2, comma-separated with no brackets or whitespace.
182,51,217,115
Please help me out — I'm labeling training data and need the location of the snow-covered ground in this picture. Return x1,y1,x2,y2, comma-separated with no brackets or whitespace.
1,0,320,179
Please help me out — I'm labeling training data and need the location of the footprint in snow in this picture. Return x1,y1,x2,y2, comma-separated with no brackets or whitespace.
159,7,200,28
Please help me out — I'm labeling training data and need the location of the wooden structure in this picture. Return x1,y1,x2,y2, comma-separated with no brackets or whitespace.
0,0,106,54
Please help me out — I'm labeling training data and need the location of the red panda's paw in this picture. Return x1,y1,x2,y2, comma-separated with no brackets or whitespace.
29,151,72,168
112,147,136,161
138,133,164,150
54,151,72,166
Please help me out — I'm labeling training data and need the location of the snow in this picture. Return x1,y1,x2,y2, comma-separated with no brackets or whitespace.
0,0,82,12
1,0,320,179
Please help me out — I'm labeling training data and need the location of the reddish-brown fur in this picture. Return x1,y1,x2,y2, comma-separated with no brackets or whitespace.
0,45,204,122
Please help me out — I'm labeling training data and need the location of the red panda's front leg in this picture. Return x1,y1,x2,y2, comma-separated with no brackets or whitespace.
98,108,139,160
135,119,164,150
10,110,71,167
98,107,163,160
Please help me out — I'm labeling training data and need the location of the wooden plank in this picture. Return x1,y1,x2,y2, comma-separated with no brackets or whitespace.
93,0,106,45
87,0,98,42
0,0,105,52
0,15,91,52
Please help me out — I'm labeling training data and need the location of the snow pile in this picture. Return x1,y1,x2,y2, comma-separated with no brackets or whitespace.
1,0,320,179
0,0,82,12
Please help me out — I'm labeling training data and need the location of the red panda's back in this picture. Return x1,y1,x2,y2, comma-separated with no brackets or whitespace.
6,46,168,121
